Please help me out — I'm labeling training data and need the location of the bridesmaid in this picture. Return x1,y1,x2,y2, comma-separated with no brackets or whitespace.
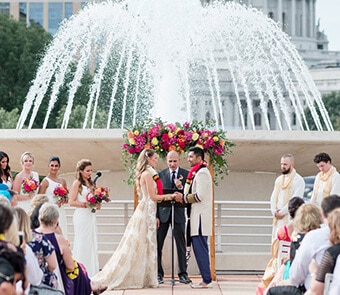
69,159,100,277
0,151,13,189
38,156,69,238
13,151,40,212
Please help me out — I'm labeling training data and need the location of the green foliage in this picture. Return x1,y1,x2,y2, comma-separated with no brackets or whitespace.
0,108,20,128
304,91,340,131
0,15,51,115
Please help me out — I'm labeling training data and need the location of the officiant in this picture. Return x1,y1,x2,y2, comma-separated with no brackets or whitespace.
156,150,191,284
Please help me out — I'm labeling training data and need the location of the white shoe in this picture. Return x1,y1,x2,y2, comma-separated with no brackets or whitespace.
190,282,213,288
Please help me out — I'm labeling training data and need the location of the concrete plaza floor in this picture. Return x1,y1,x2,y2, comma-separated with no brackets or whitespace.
102,274,261,295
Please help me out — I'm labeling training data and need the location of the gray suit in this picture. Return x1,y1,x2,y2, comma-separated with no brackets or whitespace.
157,167,188,278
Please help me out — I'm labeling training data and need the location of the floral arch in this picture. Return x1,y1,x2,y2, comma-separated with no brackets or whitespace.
122,119,235,184
121,119,234,281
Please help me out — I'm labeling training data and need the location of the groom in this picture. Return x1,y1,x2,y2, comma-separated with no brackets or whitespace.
174,146,213,288
157,150,191,284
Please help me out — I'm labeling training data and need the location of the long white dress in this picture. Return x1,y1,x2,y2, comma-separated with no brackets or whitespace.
44,177,68,238
72,185,99,278
92,185,158,290
18,171,40,212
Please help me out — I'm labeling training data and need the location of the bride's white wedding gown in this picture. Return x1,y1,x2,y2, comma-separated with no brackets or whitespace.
92,185,158,289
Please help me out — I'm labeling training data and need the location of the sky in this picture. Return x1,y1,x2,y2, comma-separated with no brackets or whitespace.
316,0,340,51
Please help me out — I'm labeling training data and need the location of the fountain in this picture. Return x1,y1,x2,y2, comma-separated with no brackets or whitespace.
16,0,333,131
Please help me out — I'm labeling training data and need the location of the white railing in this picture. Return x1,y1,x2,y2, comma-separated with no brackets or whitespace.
65,200,273,255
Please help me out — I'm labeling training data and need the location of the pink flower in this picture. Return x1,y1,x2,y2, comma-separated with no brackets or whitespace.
53,184,68,200
86,186,110,213
22,177,38,194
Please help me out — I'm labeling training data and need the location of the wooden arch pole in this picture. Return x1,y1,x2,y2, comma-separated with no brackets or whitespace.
134,184,138,210
208,162,216,281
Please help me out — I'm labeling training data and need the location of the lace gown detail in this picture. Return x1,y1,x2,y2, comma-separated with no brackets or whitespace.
72,185,99,278
92,185,158,290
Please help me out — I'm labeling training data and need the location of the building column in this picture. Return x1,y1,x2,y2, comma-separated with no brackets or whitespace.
302,0,306,37
278,0,283,25
263,0,268,14
43,2,49,32
291,0,296,36
310,0,315,38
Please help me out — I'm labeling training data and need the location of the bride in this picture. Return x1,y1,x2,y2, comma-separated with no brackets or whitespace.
92,148,180,289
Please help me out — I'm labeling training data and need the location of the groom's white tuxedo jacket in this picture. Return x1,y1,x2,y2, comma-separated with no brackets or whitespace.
190,167,213,237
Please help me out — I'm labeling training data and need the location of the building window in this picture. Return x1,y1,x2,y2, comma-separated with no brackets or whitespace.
19,3,27,23
48,2,63,34
0,3,10,15
254,113,261,126
29,3,44,26
292,113,297,125
253,100,260,108
65,2,73,19
206,111,211,122
282,12,286,32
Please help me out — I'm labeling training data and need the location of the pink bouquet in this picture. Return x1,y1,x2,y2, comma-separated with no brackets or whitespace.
86,186,110,213
53,184,68,200
22,177,39,194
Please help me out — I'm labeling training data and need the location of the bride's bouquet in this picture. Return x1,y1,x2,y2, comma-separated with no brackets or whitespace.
22,177,39,194
86,186,110,213
53,184,68,201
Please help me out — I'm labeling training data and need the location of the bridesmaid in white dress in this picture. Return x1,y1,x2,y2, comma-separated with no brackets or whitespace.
92,149,179,290
38,156,69,238
13,151,40,212
69,159,101,278
0,151,13,189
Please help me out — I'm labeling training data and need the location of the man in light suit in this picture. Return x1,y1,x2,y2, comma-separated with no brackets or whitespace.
157,150,190,284
175,146,213,288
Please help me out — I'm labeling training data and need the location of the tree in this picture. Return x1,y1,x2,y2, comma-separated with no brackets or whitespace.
0,15,51,114
304,91,340,131
0,108,19,128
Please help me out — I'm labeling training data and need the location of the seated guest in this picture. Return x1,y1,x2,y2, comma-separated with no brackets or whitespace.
0,256,17,295
0,245,27,295
0,203,18,251
34,203,107,295
267,195,340,294
14,207,43,293
29,210,58,289
256,197,305,295
329,255,340,295
29,195,49,229
290,203,323,263
309,208,340,295
266,204,323,294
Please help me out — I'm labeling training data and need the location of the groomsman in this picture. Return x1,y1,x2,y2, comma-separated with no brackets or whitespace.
311,152,340,205
270,153,305,241
157,151,191,284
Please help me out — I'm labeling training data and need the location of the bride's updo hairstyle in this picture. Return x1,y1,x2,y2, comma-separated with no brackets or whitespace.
135,149,156,193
